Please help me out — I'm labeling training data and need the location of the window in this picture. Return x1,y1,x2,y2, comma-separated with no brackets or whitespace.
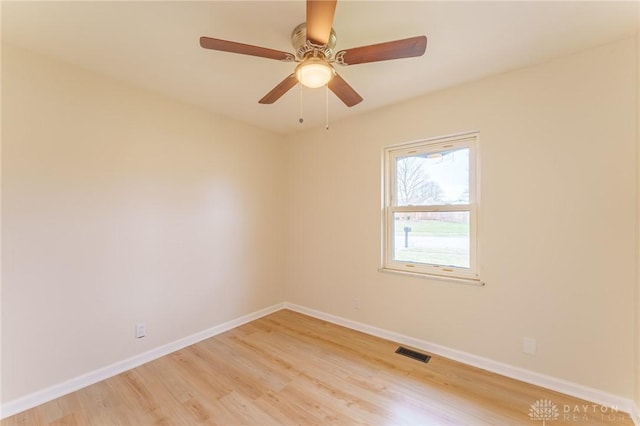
383,133,480,282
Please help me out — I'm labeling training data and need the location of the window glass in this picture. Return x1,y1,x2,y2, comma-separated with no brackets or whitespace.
393,211,470,268
395,147,469,207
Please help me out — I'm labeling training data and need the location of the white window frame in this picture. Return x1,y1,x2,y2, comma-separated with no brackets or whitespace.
382,132,481,283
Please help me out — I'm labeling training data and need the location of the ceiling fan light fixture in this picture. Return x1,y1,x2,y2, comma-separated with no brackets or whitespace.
200,0,427,108
295,57,335,88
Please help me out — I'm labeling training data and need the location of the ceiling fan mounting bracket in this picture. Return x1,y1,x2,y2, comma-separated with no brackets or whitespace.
291,23,336,61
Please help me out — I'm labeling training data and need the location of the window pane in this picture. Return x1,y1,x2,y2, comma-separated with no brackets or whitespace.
395,147,469,206
393,211,470,268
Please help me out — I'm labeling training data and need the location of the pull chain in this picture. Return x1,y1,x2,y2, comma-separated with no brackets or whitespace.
296,83,330,129
298,83,304,124
325,84,330,130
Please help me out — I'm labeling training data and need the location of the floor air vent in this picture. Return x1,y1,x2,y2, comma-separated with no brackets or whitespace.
395,346,431,363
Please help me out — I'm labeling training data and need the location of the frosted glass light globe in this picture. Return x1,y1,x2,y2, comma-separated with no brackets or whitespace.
295,58,335,88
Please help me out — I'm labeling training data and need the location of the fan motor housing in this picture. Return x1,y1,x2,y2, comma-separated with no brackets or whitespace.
291,23,337,60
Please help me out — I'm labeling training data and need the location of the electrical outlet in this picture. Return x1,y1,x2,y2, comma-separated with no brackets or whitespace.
136,323,146,339
522,337,536,355
352,297,360,310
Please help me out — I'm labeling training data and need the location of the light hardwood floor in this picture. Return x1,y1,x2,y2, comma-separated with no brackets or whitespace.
2,309,634,425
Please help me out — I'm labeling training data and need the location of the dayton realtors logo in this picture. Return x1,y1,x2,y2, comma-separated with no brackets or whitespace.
529,399,559,425
529,399,624,423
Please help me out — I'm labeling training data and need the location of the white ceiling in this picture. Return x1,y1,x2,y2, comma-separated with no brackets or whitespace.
2,1,639,134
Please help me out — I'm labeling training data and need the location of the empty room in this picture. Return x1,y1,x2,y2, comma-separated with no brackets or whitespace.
2,1,639,425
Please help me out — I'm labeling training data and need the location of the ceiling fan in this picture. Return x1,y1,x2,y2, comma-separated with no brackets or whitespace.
199,0,427,107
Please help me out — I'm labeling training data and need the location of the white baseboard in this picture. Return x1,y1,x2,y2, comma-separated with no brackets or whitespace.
0,303,285,419
283,302,639,419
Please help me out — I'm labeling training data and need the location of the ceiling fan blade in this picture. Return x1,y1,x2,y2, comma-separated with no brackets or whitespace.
328,73,363,107
259,74,298,104
335,36,427,66
306,0,337,45
200,37,294,61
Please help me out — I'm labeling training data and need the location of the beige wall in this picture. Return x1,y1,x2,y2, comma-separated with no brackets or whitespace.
284,37,638,399
1,45,286,402
2,36,639,409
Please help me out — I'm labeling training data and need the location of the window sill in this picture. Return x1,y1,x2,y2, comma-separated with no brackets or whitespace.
378,268,485,286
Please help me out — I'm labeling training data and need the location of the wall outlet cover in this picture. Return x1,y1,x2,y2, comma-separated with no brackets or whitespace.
522,337,536,355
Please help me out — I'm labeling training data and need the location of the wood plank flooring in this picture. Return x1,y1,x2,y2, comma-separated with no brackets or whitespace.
2,309,634,425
